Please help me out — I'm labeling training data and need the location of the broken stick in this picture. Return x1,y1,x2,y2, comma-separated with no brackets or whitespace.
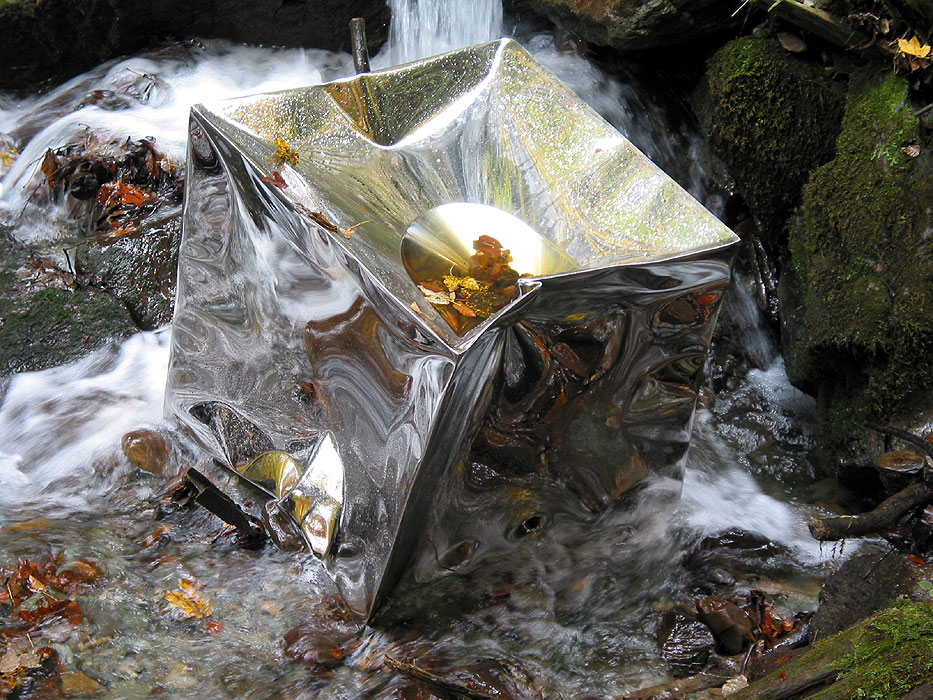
808,482,933,541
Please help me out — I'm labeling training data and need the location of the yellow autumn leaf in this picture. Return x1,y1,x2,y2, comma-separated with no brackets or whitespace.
897,35,931,58
272,137,300,166
164,578,213,619
442,275,483,291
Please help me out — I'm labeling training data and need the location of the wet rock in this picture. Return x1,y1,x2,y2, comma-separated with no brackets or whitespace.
508,0,740,51
696,37,844,248
261,499,305,551
776,32,806,53
810,552,916,638
61,670,102,696
0,231,136,375
283,597,361,674
696,596,752,655
75,222,181,330
684,529,790,583
121,429,174,477
721,675,748,696
0,0,390,91
657,606,715,676
785,68,933,454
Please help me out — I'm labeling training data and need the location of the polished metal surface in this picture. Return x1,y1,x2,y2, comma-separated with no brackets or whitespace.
165,38,738,620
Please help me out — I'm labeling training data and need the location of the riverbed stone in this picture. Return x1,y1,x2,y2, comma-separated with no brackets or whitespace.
507,0,740,51
810,552,917,638
785,68,933,453
0,230,136,375
697,37,845,248
0,0,390,91
657,606,715,676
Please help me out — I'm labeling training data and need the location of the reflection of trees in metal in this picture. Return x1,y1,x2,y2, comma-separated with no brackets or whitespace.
166,39,737,620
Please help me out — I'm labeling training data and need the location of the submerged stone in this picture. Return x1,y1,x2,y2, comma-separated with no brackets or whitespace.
165,39,737,619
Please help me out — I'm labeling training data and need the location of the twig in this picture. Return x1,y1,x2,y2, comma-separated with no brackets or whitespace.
864,421,933,459
914,103,933,118
808,483,933,541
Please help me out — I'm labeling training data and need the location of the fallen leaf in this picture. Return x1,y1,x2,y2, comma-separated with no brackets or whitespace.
418,285,454,305
165,578,213,620
902,144,921,158
451,300,477,317
262,170,288,188
898,36,931,58
269,137,300,166
204,619,224,634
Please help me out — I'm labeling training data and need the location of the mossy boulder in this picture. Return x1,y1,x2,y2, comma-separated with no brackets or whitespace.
786,68,933,450
75,221,181,330
506,0,739,51
699,37,845,246
0,231,136,375
732,600,933,700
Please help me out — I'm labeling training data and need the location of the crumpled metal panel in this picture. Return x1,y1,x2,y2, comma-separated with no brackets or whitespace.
165,38,738,620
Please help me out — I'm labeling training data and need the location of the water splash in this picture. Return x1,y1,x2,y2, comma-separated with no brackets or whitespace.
377,0,504,66
0,42,351,245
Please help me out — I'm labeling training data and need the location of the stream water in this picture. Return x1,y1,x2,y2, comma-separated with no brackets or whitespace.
0,2,862,698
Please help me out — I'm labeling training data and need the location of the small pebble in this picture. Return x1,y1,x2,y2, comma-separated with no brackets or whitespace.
62,670,102,696
121,429,173,476
722,675,749,696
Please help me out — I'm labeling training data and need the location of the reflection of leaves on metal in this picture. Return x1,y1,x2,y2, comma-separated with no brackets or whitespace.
164,578,213,620
237,450,303,498
235,436,344,559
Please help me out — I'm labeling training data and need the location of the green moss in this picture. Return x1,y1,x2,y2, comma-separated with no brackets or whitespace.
731,602,933,700
827,601,933,700
0,232,136,374
787,69,933,449
702,38,845,242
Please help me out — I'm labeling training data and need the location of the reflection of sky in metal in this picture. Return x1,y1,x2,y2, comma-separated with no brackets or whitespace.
404,203,577,277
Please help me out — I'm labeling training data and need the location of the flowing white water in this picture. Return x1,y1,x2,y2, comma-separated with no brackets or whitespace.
377,0,504,66
0,3,849,695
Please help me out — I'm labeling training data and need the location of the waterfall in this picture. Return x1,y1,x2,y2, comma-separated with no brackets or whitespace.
377,0,504,66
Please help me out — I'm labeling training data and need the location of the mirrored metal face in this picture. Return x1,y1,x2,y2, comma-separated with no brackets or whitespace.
165,39,738,620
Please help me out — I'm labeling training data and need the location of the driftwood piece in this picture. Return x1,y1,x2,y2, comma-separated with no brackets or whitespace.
617,673,730,700
182,467,266,543
866,421,933,460
752,0,870,48
808,483,933,541
383,654,499,700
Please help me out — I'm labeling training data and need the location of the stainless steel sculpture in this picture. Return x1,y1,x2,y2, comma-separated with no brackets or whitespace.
165,38,739,620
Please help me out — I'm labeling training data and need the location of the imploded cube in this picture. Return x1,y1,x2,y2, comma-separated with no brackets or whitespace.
165,39,738,619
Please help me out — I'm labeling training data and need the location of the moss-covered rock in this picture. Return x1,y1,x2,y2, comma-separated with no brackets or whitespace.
0,231,136,375
732,600,933,700
700,37,845,245
786,68,933,450
76,221,181,330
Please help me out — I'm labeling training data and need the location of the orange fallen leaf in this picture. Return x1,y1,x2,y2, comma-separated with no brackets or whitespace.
262,170,288,188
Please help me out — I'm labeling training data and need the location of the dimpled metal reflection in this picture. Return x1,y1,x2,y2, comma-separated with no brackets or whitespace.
165,38,738,620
